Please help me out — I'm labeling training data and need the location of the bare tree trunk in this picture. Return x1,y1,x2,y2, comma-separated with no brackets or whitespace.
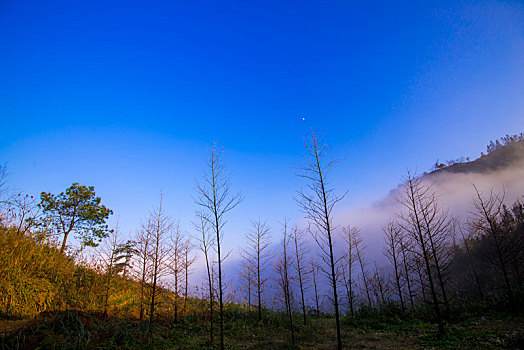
248,269,252,312
170,222,183,324
101,225,123,318
471,186,514,306
371,263,387,307
216,220,224,349
423,215,453,315
147,193,173,334
174,270,179,323
277,221,295,346
184,248,189,315
296,131,344,350
182,240,196,317
196,143,242,350
399,237,415,309
135,222,152,321
357,246,372,307
414,257,428,303
293,228,308,325
342,225,359,317
461,227,484,300
241,218,272,322
311,259,320,315
383,220,405,312
196,211,215,344
240,262,253,312
397,172,445,337
341,263,352,317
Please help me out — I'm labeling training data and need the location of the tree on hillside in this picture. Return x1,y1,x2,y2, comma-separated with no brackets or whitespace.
6,193,39,236
0,167,44,239
486,133,524,154
39,183,112,252
195,142,242,350
0,165,40,236
296,131,345,350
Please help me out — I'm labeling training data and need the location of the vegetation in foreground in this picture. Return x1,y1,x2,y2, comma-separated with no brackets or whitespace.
2,307,524,349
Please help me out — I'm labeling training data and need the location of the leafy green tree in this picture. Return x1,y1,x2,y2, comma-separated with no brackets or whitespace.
39,183,112,252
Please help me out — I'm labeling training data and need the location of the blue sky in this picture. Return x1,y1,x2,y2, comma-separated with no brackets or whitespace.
1,0,523,253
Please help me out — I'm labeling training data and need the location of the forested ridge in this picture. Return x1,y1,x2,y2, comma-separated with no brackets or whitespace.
0,133,523,349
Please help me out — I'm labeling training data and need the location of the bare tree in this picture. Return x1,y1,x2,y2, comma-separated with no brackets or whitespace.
396,171,448,337
469,186,515,305
97,221,132,317
239,257,254,311
182,238,197,316
459,225,484,300
412,254,429,304
0,163,9,225
356,239,372,307
500,201,524,291
0,165,40,237
311,258,321,315
275,220,295,346
195,211,216,343
383,220,406,311
399,233,415,309
147,193,173,332
419,193,455,316
370,262,389,307
170,221,184,323
295,131,344,350
341,225,359,317
195,143,242,350
292,227,309,325
6,193,39,236
134,221,153,321
241,219,272,322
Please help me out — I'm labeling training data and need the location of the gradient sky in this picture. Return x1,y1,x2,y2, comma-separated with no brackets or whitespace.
1,0,523,254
